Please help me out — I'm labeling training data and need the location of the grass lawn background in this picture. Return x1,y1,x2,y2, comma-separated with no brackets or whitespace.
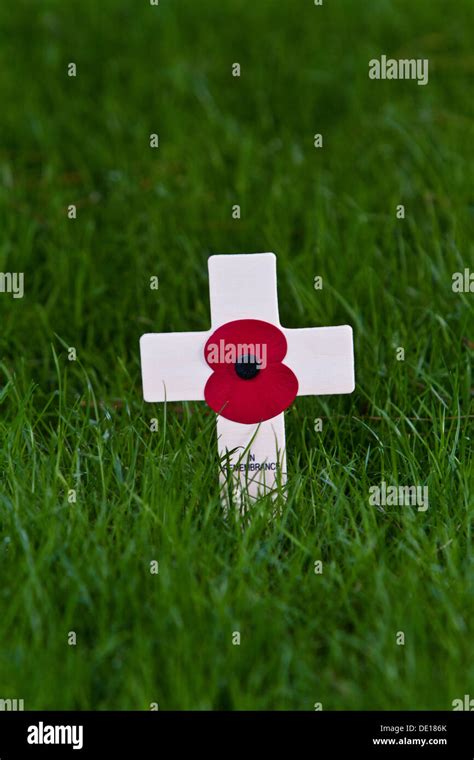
0,0,472,710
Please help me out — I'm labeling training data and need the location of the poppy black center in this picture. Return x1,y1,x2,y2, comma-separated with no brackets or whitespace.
234,354,260,380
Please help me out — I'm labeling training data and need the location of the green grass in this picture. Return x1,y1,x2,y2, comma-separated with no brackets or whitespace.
0,0,473,710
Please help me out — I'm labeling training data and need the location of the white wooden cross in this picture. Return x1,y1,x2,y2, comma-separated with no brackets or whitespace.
140,253,355,507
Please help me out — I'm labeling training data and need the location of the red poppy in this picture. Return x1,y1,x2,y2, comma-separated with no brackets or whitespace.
204,319,298,424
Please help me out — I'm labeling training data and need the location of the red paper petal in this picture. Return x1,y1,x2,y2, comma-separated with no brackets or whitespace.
205,319,287,368
204,363,298,424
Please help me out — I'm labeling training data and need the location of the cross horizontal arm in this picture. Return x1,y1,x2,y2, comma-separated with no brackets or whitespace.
140,331,211,402
283,325,355,396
